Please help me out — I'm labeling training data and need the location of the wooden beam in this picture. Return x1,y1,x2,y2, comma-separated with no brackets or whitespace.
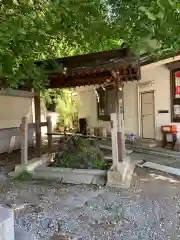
49,74,139,88
20,117,28,164
49,75,111,88
36,48,128,70
166,60,180,70
34,92,41,157
48,60,140,89
28,122,47,129
0,89,36,98
114,73,125,162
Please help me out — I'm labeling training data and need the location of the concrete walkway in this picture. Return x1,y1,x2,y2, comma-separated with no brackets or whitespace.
130,151,180,169
98,138,180,170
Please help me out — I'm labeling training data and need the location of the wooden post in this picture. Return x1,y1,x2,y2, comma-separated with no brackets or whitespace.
115,76,124,162
34,92,41,157
47,116,52,152
21,116,28,164
111,113,118,167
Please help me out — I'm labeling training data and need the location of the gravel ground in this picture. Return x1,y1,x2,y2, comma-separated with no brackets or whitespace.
0,167,180,240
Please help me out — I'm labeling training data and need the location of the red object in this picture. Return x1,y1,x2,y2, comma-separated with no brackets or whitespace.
175,72,180,78
176,86,180,94
161,125,177,133
161,125,177,149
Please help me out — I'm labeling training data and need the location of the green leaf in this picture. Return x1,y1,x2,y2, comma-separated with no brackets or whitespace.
146,12,156,21
156,10,164,19
168,0,176,7
139,6,148,13
18,28,26,35
0,0,178,89
157,0,175,9
139,6,156,20
157,0,165,10
13,0,19,5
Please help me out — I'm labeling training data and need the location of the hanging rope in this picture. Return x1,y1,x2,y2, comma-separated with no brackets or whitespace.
93,87,99,102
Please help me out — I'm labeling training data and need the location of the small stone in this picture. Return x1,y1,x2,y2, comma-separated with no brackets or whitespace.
48,220,54,228
110,220,116,225
104,206,112,211
160,217,164,222
116,228,122,235
41,218,50,229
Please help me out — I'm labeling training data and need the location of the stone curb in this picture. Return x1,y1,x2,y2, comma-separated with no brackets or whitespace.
138,161,180,177
8,153,55,178
33,167,107,185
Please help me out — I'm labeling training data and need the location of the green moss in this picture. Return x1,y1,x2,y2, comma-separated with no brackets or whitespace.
13,170,33,181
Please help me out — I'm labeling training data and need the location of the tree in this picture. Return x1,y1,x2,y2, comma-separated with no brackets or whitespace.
0,0,114,89
1,0,180,90
55,89,78,129
41,88,64,111
108,0,180,56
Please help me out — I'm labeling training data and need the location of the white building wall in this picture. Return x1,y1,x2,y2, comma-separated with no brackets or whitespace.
76,63,180,141
77,86,97,128
123,82,138,135
140,64,173,140
76,83,138,135
125,64,176,141
76,86,111,132
0,95,33,129
0,95,34,153
0,92,48,153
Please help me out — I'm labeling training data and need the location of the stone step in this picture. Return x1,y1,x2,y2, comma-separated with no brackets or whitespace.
15,228,37,240
99,142,180,159
138,161,180,177
128,139,158,148
0,206,14,240
99,144,133,155
0,206,36,240
126,144,180,159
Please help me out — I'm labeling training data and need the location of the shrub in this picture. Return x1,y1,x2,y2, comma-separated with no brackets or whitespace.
53,137,109,170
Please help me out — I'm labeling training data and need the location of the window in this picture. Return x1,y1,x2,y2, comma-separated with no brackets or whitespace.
97,86,116,121
171,69,180,122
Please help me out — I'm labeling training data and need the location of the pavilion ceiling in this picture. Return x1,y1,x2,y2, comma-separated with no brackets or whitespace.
37,48,141,88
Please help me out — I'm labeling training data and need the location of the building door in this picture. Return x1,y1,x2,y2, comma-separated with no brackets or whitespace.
141,91,155,139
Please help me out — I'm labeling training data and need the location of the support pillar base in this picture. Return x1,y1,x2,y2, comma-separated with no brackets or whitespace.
106,155,135,188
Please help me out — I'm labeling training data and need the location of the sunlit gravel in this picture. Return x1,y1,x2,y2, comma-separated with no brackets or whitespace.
0,169,180,240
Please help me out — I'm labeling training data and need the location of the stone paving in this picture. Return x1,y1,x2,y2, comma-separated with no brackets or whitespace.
130,151,180,169
1,167,180,239
98,138,180,169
